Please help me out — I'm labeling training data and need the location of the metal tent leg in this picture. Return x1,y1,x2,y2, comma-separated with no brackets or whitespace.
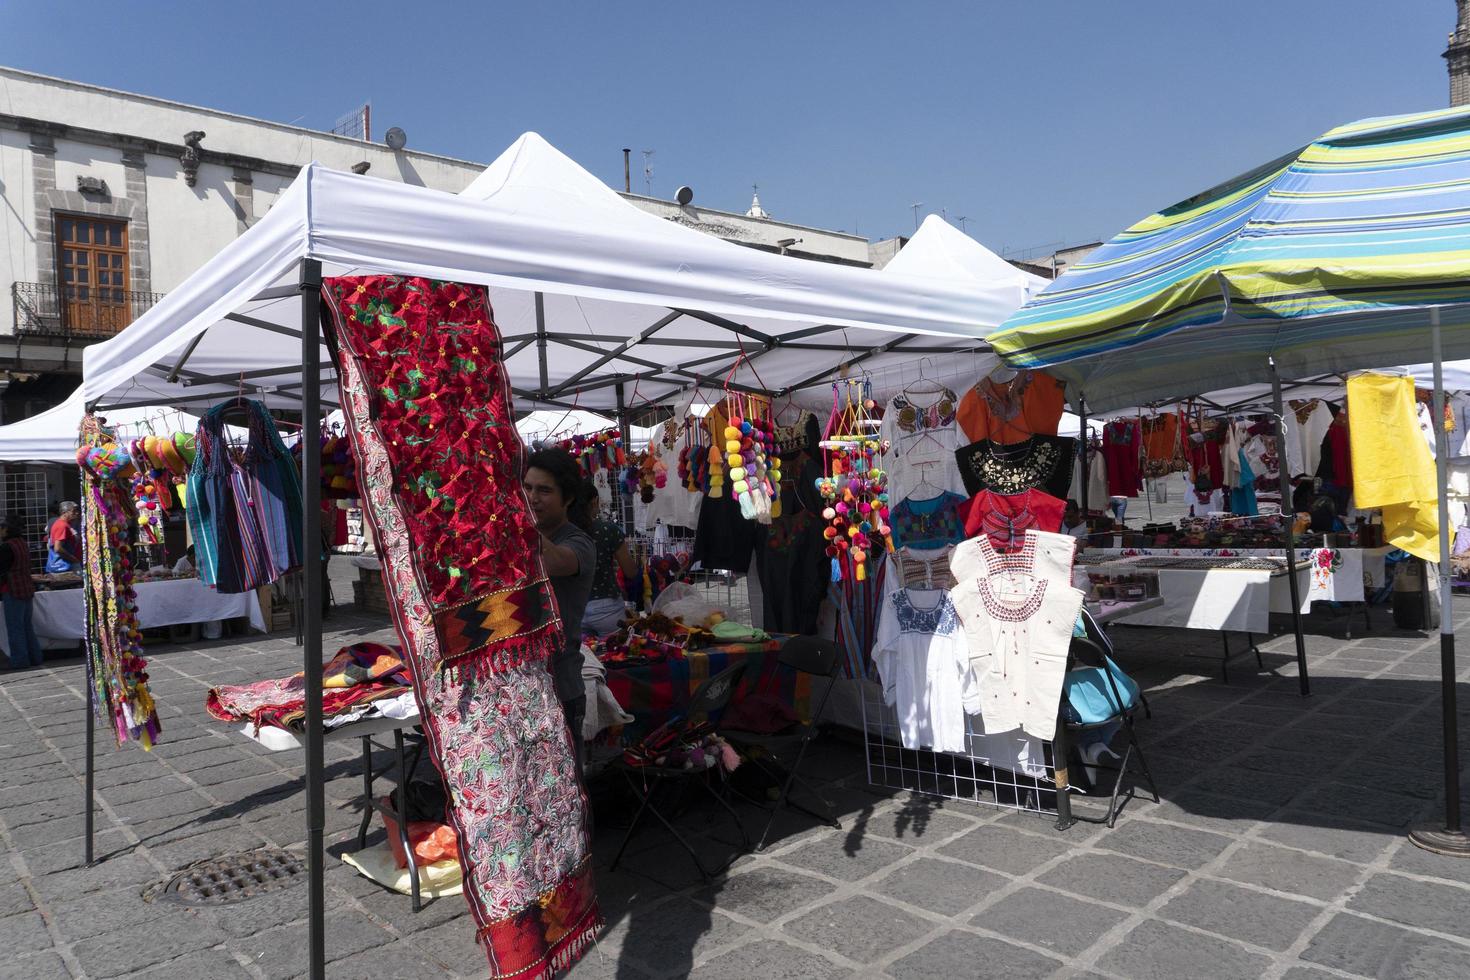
84,679,94,865
1410,307,1470,857
1270,361,1311,697
299,258,328,976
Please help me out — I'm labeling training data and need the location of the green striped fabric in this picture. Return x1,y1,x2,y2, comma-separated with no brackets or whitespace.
989,105,1470,411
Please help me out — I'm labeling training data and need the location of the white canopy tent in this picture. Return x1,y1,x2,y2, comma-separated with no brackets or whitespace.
67,134,1040,979
514,408,656,451
79,133,1031,415
0,389,239,464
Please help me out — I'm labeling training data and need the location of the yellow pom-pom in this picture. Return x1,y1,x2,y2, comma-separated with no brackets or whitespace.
727,453,743,468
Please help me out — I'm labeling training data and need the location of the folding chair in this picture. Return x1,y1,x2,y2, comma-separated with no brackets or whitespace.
1064,634,1160,828
608,661,751,882
721,635,843,851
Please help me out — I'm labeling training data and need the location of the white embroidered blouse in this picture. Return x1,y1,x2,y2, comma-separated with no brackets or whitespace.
872,587,980,753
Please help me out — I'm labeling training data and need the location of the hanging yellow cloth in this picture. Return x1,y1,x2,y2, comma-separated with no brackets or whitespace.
1347,373,1440,562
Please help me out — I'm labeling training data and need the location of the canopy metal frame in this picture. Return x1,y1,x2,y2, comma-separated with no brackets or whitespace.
78,258,1001,980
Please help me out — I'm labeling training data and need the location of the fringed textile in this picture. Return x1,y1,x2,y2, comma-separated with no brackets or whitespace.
323,275,600,979
79,415,161,749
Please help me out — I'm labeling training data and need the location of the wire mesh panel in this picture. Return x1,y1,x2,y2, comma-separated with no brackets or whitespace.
859,674,1059,816
2,471,51,570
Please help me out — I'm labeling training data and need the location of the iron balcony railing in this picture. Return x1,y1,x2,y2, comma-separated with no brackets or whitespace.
11,280,163,342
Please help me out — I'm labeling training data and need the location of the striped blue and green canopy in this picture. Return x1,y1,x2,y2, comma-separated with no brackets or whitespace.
989,105,1470,412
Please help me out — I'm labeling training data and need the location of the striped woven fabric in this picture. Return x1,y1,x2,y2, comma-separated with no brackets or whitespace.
988,105,1470,412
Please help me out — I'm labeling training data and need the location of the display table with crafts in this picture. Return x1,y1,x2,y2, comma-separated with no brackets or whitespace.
1074,555,1281,634
3,575,267,657
600,634,810,742
1083,545,1392,612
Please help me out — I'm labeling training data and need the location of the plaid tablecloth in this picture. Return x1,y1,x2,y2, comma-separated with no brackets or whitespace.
602,637,811,741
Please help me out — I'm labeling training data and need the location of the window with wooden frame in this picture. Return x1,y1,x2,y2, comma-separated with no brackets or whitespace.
55,214,130,336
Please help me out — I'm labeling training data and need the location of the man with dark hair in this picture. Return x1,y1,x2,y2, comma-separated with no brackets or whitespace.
522,448,596,776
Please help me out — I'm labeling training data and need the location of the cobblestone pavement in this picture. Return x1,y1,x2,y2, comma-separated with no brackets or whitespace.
5,584,1470,979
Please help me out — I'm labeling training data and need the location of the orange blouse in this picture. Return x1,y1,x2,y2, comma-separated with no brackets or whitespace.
957,370,1066,444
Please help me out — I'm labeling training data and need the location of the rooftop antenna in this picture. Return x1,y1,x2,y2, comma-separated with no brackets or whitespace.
910,202,922,231
642,149,655,196
956,215,969,232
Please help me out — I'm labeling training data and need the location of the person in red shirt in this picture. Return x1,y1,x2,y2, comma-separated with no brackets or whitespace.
45,501,80,574
0,516,42,669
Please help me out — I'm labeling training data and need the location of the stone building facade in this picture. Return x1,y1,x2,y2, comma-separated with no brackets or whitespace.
0,65,903,424
1447,1,1470,107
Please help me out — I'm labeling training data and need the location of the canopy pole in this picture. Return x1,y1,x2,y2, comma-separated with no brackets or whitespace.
84,676,94,864
299,258,328,978
615,383,631,449
1077,392,1089,517
1269,359,1310,696
535,292,549,398
1410,307,1470,856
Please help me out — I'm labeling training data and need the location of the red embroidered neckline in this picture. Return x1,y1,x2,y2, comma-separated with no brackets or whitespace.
977,578,1048,623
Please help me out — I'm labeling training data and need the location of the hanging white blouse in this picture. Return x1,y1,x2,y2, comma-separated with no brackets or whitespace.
951,575,1084,740
1285,401,1333,479
884,544,958,595
879,386,968,505
950,530,1076,588
872,587,979,753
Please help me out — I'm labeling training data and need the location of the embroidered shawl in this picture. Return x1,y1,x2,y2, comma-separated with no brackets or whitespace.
323,276,600,979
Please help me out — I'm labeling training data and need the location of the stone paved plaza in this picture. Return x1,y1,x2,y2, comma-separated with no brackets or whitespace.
6,585,1470,979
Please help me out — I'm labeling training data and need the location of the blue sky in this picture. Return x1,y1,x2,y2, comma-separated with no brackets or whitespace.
0,1,1454,255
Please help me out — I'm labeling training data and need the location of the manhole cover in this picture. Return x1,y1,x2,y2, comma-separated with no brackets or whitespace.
154,847,305,907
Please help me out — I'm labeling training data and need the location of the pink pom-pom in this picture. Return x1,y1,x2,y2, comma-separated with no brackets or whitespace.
719,742,740,771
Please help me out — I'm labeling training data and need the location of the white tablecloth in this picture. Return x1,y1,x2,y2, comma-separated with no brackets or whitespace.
2,578,267,656
1076,561,1274,633
1088,546,1391,613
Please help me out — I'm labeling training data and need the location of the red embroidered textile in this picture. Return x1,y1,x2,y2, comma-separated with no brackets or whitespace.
1102,418,1143,498
959,489,1066,549
324,276,559,674
325,276,599,980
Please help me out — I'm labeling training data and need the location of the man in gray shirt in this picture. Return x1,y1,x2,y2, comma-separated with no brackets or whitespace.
523,449,597,777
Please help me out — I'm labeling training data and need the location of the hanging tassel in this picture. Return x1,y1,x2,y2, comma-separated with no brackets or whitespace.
831,557,841,582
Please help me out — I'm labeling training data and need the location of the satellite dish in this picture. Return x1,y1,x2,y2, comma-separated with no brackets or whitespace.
384,127,407,151
675,185,693,206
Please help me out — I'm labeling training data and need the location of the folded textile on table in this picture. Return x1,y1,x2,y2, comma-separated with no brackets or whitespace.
206,641,411,733
582,644,634,739
325,275,599,980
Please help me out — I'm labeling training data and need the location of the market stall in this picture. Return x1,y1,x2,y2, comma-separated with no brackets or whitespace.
0,575,265,656
70,132,1028,980
989,103,1470,856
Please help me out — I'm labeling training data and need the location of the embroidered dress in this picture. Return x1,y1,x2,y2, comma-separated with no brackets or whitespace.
886,544,958,592
872,588,979,753
951,573,1084,740
958,489,1066,546
1285,401,1333,478
324,276,599,980
950,529,1075,587
957,370,1067,444
954,435,1075,499
889,492,966,550
1102,419,1143,498
879,386,967,504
